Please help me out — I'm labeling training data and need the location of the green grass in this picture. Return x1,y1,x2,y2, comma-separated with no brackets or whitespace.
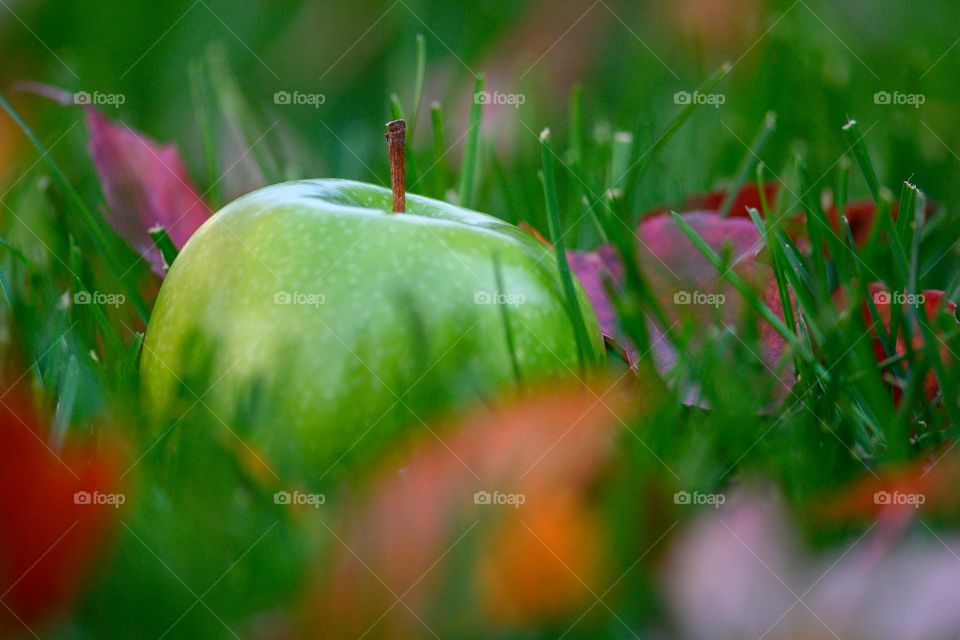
4,4,960,637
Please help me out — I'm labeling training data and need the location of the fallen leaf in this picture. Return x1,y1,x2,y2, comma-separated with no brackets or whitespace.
0,380,124,634
665,487,960,640
570,211,790,397
849,282,957,402
816,451,960,525
86,109,211,275
304,379,637,638
567,182,944,396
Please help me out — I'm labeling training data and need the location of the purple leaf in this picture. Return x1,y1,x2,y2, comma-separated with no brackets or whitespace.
569,211,791,396
86,109,211,275
565,245,623,348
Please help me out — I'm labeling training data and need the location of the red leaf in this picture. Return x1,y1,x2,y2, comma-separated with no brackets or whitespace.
860,283,956,402
86,109,211,275
0,384,123,634
568,181,944,393
680,181,937,247
683,181,779,218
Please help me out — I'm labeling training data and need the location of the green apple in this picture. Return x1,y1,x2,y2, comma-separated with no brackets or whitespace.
141,179,603,485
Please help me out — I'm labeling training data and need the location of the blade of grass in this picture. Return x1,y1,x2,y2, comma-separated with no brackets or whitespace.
0,265,11,304
0,236,34,268
796,156,832,296
563,83,608,245
598,190,662,358
842,119,881,202
208,46,280,184
747,207,796,337
67,236,125,364
886,183,920,342
917,317,960,428
670,211,826,378
779,241,819,317
189,59,221,209
900,182,922,285
389,93,405,121
795,315,821,398
493,253,522,384
568,83,584,168
751,166,801,351
882,191,911,288
149,226,180,272
842,216,896,360
458,74,485,208
547,132,607,244
834,155,850,221
489,145,524,224
430,101,447,198
541,128,595,370
608,131,633,192
409,33,427,142
51,354,79,450
720,111,776,217
889,355,929,458
621,119,651,215
628,62,731,218
0,94,150,321
122,331,144,381
599,189,674,337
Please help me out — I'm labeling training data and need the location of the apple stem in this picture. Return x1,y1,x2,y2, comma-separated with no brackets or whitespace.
385,119,406,213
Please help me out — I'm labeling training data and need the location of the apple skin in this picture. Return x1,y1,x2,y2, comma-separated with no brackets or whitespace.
141,179,603,485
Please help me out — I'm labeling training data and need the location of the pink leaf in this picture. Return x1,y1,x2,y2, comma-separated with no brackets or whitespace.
666,488,960,640
565,245,623,351
569,211,790,396
86,109,211,275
